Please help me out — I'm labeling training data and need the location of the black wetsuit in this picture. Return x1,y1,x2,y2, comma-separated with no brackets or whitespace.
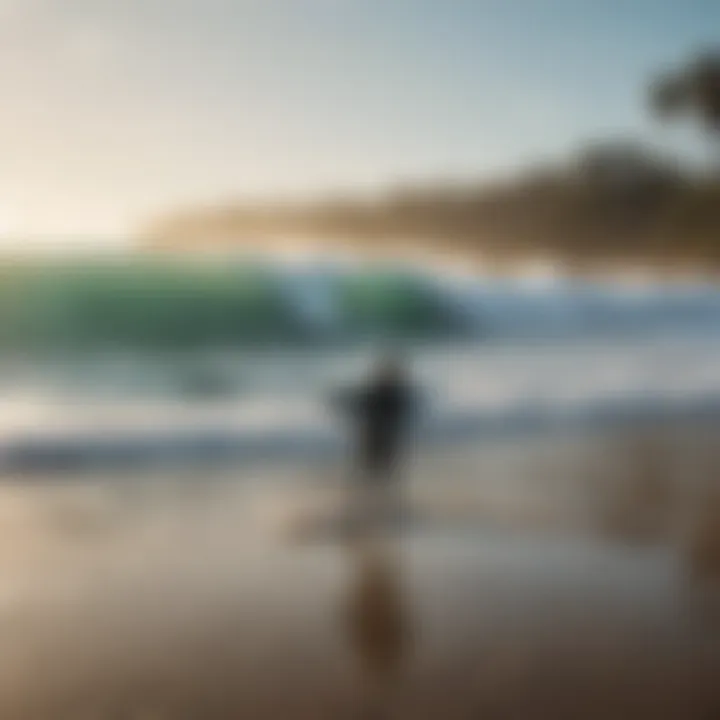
342,376,415,481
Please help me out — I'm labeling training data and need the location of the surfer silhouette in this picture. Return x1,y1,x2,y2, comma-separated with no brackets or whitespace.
343,539,414,718
333,354,417,489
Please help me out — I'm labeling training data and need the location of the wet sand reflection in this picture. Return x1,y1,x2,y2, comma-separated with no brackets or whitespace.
343,533,414,719
0,425,720,717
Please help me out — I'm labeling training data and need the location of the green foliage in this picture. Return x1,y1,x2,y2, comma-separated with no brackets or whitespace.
651,52,720,131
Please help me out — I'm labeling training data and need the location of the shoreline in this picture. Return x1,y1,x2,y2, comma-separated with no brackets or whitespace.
4,393,720,476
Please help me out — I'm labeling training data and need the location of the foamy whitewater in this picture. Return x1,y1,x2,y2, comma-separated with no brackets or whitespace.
2,262,720,472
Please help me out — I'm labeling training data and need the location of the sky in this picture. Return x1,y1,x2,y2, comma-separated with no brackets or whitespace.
0,0,718,240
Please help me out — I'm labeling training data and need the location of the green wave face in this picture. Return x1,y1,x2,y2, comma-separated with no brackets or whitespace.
0,261,467,351
336,271,460,338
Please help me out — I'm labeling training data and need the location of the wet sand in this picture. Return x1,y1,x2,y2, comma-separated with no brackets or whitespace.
0,424,720,719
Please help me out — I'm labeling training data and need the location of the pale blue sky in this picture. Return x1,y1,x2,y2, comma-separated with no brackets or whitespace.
0,0,717,236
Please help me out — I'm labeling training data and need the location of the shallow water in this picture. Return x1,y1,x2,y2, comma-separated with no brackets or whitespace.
5,337,720,474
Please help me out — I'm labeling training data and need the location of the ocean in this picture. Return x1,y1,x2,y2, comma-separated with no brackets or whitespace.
1,257,720,472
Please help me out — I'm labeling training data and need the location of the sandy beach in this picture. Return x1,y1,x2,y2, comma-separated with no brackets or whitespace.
0,423,719,719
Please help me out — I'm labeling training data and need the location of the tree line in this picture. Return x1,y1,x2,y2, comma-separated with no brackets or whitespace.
144,51,720,272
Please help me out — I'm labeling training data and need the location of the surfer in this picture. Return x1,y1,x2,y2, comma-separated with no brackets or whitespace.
333,353,418,491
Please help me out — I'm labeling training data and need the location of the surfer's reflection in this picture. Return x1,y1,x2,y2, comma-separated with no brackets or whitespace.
686,486,720,585
343,539,415,718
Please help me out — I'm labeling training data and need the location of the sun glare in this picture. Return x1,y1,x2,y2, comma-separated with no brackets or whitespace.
0,207,15,241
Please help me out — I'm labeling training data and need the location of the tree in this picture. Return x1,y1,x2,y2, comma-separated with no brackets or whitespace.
651,51,720,165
